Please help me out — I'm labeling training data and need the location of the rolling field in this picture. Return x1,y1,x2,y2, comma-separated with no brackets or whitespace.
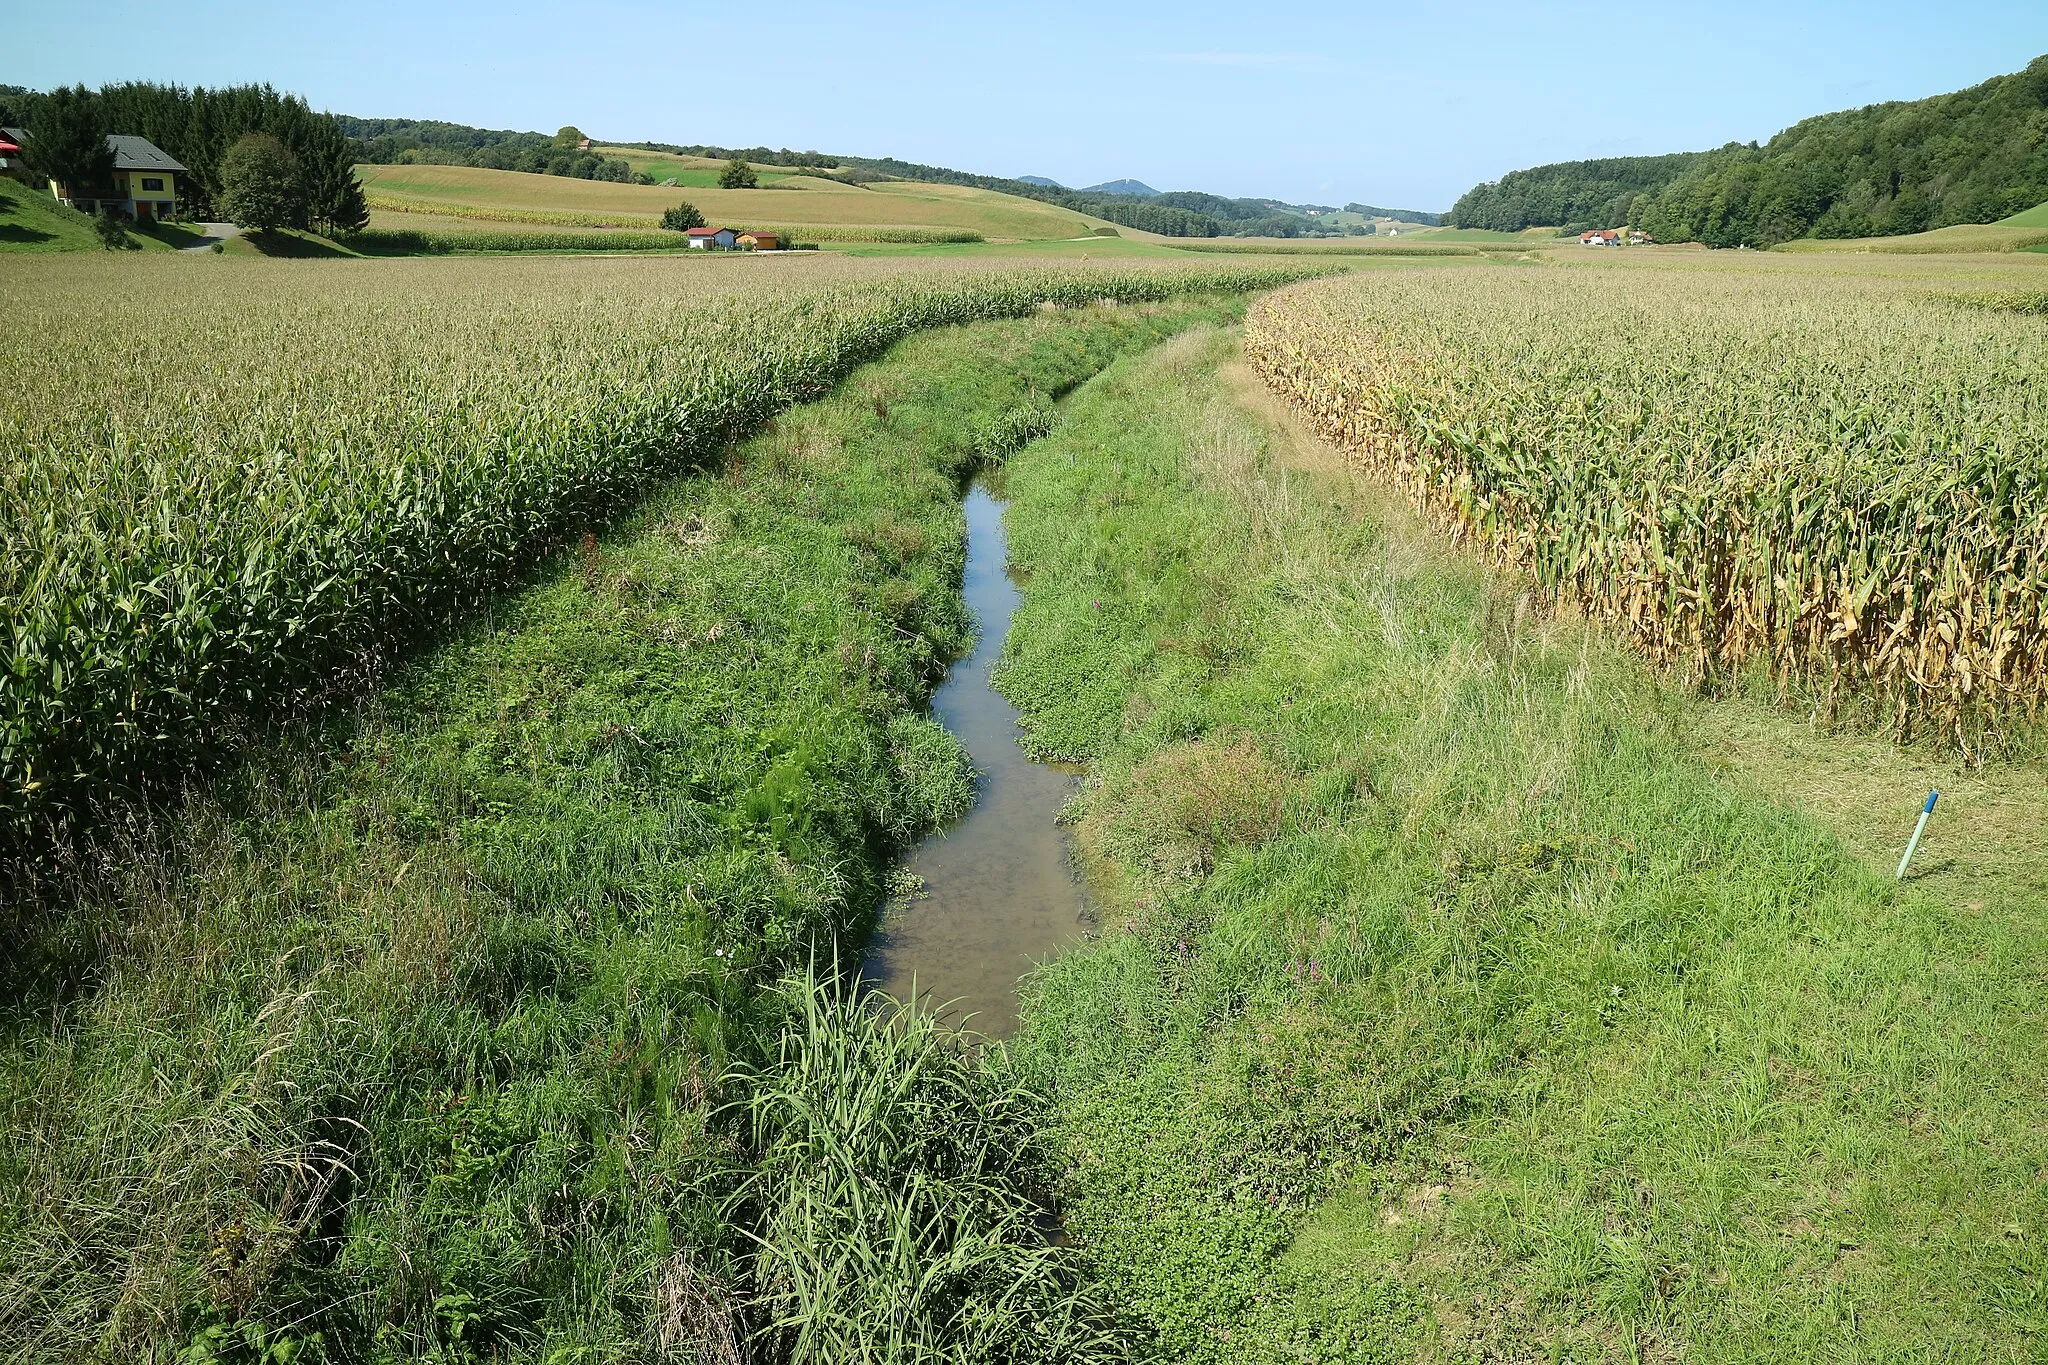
1248,251,2048,746
1776,201,2048,254
356,162,1107,239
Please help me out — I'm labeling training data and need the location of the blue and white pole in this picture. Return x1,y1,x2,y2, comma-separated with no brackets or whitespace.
1895,790,1938,880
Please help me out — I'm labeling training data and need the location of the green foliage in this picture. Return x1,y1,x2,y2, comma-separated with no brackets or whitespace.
0,254,1320,865
19,84,112,192
720,157,758,190
1448,152,1703,232
997,323,2048,1359
217,132,303,232
343,226,691,253
660,200,706,231
1455,54,2048,245
91,208,131,250
969,401,1059,464
0,300,1251,1357
553,125,584,149
716,968,1123,1363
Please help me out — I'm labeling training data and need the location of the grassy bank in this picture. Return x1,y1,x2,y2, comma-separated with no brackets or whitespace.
0,298,1248,1361
996,326,2048,1360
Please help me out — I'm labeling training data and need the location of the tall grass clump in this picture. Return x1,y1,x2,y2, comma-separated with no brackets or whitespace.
0,255,1319,849
1247,257,2048,746
713,966,1122,1364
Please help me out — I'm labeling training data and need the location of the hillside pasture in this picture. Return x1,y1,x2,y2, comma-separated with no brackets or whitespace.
355,162,1102,239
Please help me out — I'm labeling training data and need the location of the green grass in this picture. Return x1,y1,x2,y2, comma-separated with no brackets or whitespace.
1997,199,2048,228
995,326,2048,1361
0,177,158,252
0,297,1250,1361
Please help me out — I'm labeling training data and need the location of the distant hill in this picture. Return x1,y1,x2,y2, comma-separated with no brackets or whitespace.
1081,179,1158,198
1345,202,1444,226
1016,175,1064,188
1451,53,2048,247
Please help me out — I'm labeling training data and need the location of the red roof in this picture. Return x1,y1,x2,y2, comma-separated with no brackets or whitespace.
684,226,726,236
0,141,19,155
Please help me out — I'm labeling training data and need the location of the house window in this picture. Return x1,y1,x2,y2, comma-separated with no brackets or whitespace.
142,177,165,192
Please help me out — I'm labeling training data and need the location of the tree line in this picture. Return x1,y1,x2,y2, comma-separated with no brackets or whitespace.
0,82,368,233
340,119,643,183
1451,54,2048,246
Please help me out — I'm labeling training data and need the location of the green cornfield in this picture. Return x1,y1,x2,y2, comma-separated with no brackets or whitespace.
1247,255,2048,745
0,254,1315,845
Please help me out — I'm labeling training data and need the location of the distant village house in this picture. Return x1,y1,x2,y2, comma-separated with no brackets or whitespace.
685,226,739,249
736,230,779,250
1580,229,1621,246
2,128,184,220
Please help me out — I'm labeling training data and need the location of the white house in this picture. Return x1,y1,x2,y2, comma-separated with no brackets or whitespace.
684,226,739,249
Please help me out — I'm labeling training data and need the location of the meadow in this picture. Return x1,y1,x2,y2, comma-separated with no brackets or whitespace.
356,163,1106,240
1246,251,2048,746
0,253,1316,850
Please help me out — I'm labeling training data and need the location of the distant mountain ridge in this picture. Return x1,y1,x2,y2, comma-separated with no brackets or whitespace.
1450,53,2048,246
1080,179,1158,198
1016,175,1063,188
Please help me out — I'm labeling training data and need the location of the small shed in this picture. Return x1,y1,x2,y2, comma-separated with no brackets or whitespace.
685,226,739,249
737,231,780,251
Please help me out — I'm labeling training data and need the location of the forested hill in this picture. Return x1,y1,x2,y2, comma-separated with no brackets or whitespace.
1447,154,1702,234
1451,53,2048,246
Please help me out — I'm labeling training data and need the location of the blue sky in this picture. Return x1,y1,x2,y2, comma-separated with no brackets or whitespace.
13,1,2047,210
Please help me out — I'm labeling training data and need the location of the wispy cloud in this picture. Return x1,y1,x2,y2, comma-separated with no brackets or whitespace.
1146,52,1332,70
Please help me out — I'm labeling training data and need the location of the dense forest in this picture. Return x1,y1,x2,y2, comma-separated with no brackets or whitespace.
0,82,366,231
1451,54,2048,245
1447,153,1705,233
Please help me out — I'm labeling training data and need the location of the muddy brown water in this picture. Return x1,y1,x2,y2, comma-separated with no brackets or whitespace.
860,482,1089,1038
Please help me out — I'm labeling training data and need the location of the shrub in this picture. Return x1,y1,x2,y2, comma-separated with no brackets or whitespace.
719,157,757,189
661,201,706,231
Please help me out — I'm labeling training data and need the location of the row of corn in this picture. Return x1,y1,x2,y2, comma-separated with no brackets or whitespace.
0,254,1319,845
1245,258,2048,747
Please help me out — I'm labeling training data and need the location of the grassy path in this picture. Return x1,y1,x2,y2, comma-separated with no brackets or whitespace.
0,299,1243,1361
997,326,2048,1362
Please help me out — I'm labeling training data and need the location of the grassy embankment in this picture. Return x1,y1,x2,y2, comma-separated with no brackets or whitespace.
1777,199,2048,254
0,175,169,252
0,295,1259,1361
994,322,2047,1360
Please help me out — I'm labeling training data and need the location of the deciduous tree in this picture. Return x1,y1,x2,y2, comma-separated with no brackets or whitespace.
218,132,303,234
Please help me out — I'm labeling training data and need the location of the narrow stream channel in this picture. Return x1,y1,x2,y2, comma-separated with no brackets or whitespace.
860,480,1089,1038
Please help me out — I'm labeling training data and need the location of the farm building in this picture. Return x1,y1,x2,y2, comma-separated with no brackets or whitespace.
736,231,780,250
0,130,26,181
685,226,739,249
4,129,185,220
1580,229,1621,246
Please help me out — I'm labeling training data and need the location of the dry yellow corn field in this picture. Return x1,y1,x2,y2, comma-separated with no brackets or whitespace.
0,253,1319,845
1247,255,2048,747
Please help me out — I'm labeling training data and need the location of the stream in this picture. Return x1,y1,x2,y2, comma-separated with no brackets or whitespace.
860,481,1089,1038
